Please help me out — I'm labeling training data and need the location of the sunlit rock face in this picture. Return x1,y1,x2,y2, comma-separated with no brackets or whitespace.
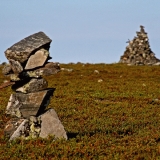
5,32,52,63
39,109,68,140
2,31,67,141
119,25,160,65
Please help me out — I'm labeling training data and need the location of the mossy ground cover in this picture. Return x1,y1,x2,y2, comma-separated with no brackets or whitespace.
1,63,160,159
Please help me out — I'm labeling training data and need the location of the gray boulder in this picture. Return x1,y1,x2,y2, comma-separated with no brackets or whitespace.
5,32,52,63
39,109,67,140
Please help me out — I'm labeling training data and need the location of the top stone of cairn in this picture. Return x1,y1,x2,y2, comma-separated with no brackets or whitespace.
5,32,52,63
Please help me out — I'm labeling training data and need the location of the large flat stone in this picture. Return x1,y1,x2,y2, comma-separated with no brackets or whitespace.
25,48,49,70
5,32,52,63
6,89,55,118
12,78,48,93
39,109,67,140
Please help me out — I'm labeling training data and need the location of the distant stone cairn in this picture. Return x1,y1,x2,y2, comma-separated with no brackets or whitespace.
3,31,67,141
119,26,160,65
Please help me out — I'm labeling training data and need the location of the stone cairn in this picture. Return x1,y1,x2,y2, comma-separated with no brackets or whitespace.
119,25,160,65
2,32,67,141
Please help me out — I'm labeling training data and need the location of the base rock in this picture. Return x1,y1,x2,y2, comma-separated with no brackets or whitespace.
39,109,67,140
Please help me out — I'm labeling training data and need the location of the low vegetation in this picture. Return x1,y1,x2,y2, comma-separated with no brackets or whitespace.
1,63,160,159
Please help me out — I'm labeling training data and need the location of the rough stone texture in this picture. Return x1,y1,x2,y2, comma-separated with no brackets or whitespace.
9,59,23,74
4,62,60,81
6,89,55,118
4,118,29,140
20,62,60,78
2,64,12,75
5,32,52,63
4,116,43,140
119,25,160,65
25,48,49,70
35,62,60,76
9,119,29,141
39,109,67,140
12,78,48,93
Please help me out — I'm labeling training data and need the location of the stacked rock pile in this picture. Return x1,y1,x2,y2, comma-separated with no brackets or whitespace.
2,32,67,141
119,26,160,65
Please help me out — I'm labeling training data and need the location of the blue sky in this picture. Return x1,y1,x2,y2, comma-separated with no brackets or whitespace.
1,1,160,63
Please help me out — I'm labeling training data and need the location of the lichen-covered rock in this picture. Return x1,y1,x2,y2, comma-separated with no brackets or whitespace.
12,78,48,93
35,62,60,76
5,62,60,81
4,118,29,141
4,116,42,140
5,89,55,118
28,116,41,138
5,32,52,63
9,59,23,74
39,109,67,140
25,48,50,70
21,62,60,78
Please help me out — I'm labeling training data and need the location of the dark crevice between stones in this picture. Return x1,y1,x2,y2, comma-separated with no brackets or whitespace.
67,129,134,140
36,88,56,117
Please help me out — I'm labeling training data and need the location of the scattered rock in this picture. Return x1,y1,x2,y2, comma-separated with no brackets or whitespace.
98,79,103,83
61,68,73,72
142,83,146,87
94,70,99,74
